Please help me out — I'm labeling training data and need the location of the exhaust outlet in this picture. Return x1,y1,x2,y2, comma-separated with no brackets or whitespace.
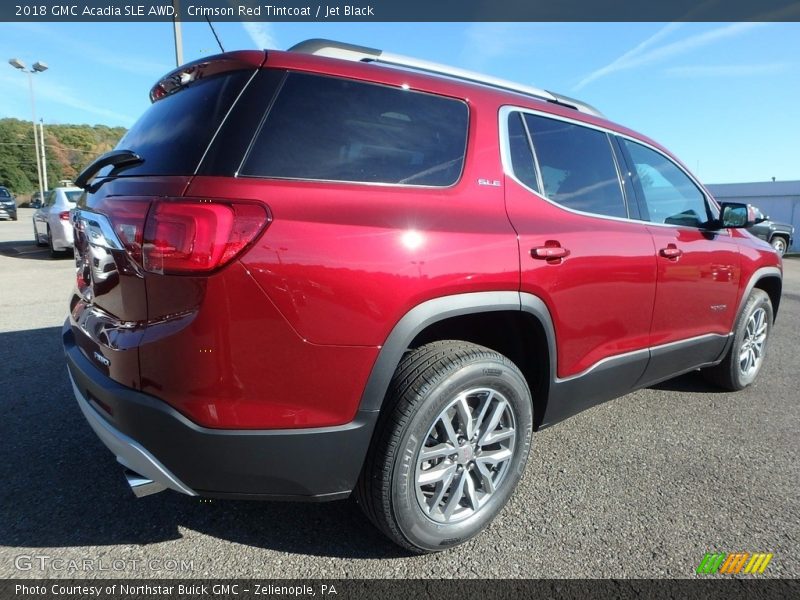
124,469,167,498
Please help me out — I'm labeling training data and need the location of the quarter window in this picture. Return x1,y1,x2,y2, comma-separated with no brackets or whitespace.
622,139,710,227
241,73,469,186
522,114,627,219
507,113,539,192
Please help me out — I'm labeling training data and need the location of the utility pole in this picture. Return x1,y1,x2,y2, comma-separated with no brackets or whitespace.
173,0,184,66
39,119,48,192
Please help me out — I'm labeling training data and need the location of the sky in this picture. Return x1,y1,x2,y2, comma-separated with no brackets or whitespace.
1,21,798,184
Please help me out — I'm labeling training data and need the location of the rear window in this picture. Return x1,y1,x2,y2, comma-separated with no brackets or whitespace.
113,70,253,176
64,191,82,203
241,73,469,187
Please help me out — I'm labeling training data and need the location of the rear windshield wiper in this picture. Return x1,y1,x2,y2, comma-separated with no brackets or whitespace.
75,149,143,189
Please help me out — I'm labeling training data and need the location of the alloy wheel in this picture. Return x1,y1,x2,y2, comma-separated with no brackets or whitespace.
739,307,767,378
415,387,516,524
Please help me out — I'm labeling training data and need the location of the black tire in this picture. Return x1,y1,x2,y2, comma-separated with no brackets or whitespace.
770,236,788,256
47,226,61,258
703,289,773,391
355,341,533,553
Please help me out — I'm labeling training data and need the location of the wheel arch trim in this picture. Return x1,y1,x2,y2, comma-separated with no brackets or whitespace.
357,291,557,412
738,266,782,322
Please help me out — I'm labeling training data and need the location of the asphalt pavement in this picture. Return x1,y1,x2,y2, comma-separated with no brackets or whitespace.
1,208,798,579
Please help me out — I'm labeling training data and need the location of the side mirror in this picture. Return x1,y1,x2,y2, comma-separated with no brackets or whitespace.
715,202,753,229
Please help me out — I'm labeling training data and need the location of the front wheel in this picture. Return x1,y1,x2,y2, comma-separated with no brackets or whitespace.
770,236,788,256
356,341,533,553
703,289,773,390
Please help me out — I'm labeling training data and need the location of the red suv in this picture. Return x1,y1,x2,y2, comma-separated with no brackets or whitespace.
65,40,782,553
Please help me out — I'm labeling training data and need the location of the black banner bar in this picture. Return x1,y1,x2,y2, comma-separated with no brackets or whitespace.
3,0,800,22
3,579,800,600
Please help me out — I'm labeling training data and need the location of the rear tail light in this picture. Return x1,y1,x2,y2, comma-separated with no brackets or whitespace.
59,211,71,221
93,197,270,274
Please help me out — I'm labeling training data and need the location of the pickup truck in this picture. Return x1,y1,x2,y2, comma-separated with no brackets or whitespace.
748,207,794,256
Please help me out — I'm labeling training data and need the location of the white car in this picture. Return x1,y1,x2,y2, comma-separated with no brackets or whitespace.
33,187,83,256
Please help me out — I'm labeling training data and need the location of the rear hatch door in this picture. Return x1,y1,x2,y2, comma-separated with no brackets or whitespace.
70,51,266,387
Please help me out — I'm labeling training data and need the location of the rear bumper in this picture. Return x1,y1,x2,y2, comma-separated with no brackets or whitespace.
51,219,73,250
64,322,378,500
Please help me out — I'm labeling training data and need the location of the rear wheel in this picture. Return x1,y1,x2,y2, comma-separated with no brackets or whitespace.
47,226,62,258
356,341,533,553
703,289,773,390
34,223,47,247
770,236,788,256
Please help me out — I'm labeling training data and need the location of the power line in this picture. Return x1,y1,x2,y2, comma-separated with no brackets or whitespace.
0,142,104,153
205,16,225,52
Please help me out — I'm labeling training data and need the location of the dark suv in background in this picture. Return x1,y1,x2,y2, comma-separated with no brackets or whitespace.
747,207,794,256
65,40,782,553
0,186,17,221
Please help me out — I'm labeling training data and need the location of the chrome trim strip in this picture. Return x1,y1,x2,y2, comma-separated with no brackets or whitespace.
73,209,124,251
555,333,732,383
69,370,196,497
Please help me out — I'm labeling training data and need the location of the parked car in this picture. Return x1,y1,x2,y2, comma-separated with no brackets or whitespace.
29,191,42,209
32,186,83,256
64,41,783,553
747,206,794,256
0,186,17,220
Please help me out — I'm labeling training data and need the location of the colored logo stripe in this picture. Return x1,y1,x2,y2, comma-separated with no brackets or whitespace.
719,553,749,574
744,553,773,574
697,552,773,574
697,553,726,574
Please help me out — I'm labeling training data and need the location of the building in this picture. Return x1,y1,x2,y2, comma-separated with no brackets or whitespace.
706,180,800,252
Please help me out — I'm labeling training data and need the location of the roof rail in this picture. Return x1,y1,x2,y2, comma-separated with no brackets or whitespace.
288,38,604,118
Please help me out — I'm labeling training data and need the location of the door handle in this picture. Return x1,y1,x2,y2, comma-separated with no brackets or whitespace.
531,243,570,260
659,245,683,259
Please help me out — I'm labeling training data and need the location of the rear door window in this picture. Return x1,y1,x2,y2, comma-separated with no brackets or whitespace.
523,114,627,219
241,73,469,187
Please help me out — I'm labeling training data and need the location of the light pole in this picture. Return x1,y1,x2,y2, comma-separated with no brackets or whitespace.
172,0,184,66
39,119,48,192
8,58,48,201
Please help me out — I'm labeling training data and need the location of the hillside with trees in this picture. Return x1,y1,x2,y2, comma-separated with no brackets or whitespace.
0,118,126,197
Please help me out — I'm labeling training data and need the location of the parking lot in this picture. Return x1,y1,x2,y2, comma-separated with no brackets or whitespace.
1,206,798,579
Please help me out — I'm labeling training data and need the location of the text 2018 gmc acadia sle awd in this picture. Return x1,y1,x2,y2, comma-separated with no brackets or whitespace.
64,40,782,553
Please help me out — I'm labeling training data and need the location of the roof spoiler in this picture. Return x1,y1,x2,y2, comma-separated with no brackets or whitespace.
149,50,267,102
